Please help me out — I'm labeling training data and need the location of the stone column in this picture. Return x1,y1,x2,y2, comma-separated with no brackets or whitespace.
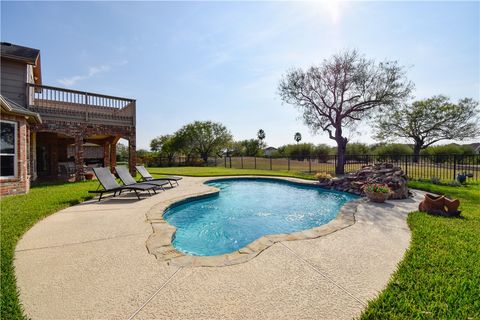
128,136,136,176
103,141,110,170
110,142,117,172
74,135,85,181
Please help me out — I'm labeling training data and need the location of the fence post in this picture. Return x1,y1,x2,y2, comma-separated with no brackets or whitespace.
241,156,244,169
405,154,408,178
453,154,457,181
334,155,337,173
254,156,257,169
270,157,272,170
309,157,312,173
230,156,232,168
224,156,227,168
215,156,217,167
288,157,290,171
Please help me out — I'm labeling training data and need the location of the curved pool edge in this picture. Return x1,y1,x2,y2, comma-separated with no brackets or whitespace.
145,175,362,268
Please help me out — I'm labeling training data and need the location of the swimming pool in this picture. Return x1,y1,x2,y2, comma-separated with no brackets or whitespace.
163,178,358,256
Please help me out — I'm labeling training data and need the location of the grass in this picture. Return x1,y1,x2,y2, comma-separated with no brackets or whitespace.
361,181,480,319
146,166,316,180
1,168,479,319
0,180,97,319
210,157,479,181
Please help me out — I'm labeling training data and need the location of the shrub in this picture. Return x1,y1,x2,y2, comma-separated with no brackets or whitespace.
315,172,332,180
283,143,315,161
364,183,390,193
313,144,335,162
429,176,441,184
374,144,413,161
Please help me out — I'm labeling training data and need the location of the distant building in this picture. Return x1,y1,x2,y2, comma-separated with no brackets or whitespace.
263,147,277,157
469,143,480,154
1,42,137,195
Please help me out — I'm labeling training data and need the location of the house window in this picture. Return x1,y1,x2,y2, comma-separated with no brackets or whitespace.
1,120,17,178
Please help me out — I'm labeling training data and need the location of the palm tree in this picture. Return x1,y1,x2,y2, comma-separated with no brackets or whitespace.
257,129,266,143
294,132,302,144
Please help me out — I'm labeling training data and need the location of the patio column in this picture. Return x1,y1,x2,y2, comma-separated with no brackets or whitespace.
110,141,117,172
103,141,110,170
128,135,136,176
74,135,85,181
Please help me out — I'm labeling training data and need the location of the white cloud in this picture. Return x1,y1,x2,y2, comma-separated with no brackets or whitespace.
87,65,110,77
57,61,127,87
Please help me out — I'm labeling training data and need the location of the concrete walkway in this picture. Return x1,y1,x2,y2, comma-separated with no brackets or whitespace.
14,176,424,320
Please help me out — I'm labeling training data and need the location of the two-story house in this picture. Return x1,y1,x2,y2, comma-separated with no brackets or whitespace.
0,42,137,195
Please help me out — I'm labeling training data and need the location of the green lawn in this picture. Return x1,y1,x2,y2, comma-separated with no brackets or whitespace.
0,180,97,319
361,181,480,319
1,168,478,319
146,166,316,179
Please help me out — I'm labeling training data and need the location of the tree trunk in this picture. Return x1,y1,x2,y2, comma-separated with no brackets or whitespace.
413,143,422,163
201,153,209,163
335,138,347,175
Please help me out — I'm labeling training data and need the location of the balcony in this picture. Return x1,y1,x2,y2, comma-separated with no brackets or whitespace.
27,83,135,127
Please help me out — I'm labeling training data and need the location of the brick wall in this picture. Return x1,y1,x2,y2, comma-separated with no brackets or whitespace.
0,113,30,196
31,120,136,179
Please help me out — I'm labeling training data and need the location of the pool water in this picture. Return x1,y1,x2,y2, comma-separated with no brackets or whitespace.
163,179,358,256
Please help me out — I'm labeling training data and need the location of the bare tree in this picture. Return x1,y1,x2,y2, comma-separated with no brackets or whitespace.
279,49,413,174
375,96,480,161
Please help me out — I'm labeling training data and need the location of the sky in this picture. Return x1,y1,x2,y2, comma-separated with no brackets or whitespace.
1,1,479,149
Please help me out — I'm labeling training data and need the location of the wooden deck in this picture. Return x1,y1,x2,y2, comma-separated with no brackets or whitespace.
27,83,135,127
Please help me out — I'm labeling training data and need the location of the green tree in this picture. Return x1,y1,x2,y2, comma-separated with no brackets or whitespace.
230,139,265,157
116,143,129,162
230,141,246,156
149,135,181,164
345,142,370,155
375,96,480,162
136,149,151,158
243,139,265,156
282,143,315,161
175,121,233,162
313,144,334,162
374,143,413,161
279,49,412,174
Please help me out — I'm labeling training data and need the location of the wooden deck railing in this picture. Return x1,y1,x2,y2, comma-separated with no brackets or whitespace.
27,83,136,126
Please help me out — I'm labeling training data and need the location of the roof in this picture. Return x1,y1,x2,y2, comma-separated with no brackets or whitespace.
470,143,480,151
0,95,42,124
264,147,278,151
1,42,42,84
1,42,39,64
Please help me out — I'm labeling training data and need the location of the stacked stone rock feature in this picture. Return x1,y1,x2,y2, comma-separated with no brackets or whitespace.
323,163,409,199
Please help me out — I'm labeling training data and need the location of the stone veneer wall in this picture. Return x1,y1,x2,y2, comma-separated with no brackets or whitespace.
0,113,30,195
30,120,136,179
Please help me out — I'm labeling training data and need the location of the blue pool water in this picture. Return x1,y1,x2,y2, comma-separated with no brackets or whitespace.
163,178,358,256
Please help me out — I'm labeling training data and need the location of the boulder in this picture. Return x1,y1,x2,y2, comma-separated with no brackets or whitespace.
322,163,409,199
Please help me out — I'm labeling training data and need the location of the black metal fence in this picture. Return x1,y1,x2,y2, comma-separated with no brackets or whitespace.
138,154,480,181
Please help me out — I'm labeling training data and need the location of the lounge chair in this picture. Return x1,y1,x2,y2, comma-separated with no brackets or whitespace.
115,166,171,190
89,167,156,201
136,165,183,187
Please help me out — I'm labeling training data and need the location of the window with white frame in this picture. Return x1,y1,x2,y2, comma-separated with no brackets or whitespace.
1,120,17,178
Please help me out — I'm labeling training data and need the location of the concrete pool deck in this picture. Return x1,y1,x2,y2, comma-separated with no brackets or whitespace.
14,176,424,319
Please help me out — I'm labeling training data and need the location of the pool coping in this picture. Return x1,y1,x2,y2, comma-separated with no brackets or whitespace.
145,176,362,267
